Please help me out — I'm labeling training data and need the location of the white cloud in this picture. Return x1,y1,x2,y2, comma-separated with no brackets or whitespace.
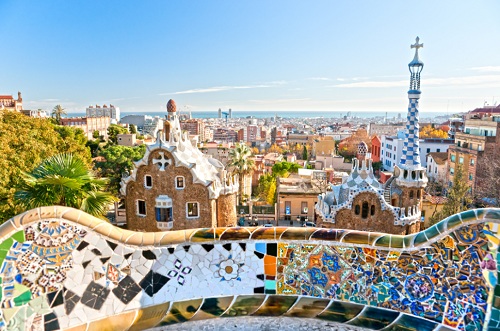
332,74,500,88
160,83,282,95
248,98,310,104
469,66,500,73
307,77,331,81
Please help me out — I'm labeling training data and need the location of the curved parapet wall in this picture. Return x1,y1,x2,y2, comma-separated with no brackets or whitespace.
0,207,499,330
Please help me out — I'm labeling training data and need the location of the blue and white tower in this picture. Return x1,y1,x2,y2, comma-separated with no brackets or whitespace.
391,37,428,230
395,37,428,189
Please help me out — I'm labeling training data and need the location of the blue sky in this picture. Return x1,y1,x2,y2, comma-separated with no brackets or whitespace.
1,1,499,114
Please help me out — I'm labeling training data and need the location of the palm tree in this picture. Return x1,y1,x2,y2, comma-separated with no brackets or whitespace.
228,142,255,204
51,104,66,124
15,153,117,218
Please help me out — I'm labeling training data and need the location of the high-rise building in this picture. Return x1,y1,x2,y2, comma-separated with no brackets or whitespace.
86,104,120,122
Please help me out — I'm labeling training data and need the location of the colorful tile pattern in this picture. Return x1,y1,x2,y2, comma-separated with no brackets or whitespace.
0,206,498,330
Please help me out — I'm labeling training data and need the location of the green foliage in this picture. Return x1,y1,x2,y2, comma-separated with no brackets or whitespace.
129,124,137,134
430,164,472,225
95,144,146,196
302,145,308,160
107,124,129,144
271,161,301,178
257,174,277,205
51,104,66,124
93,130,100,139
15,154,116,219
372,161,383,171
228,142,256,203
0,112,91,223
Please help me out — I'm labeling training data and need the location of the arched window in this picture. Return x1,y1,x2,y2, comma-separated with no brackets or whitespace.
355,205,360,215
409,191,414,199
370,205,375,216
361,202,369,219
417,190,421,199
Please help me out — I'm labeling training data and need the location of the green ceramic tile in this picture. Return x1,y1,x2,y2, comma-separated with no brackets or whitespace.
11,231,25,244
389,235,404,249
317,301,364,323
460,209,478,223
190,229,215,242
341,231,370,245
0,238,13,252
374,235,391,248
445,214,462,230
413,231,428,246
347,306,399,329
264,280,276,290
485,209,500,222
13,291,31,306
403,234,416,248
252,295,297,316
424,225,440,241
435,218,448,234
221,295,266,317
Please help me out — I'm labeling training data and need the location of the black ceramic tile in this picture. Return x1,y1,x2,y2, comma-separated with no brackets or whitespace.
112,275,142,304
81,281,110,310
140,270,170,297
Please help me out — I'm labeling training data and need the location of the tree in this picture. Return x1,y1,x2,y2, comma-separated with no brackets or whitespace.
93,130,100,140
0,112,91,222
227,142,256,204
95,144,146,196
250,147,260,155
302,145,308,160
268,144,283,154
15,154,117,218
475,153,500,207
107,124,129,144
256,174,277,205
129,124,137,134
51,104,66,124
419,125,448,139
429,164,472,225
271,161,301,178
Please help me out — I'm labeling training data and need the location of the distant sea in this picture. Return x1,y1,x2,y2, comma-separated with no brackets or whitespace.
67,110,450,120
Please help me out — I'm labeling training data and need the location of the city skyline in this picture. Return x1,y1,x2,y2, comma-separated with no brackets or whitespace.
2,1,500,114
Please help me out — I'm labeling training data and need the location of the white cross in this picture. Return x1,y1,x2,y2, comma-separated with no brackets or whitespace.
153,152,172,171
411,36,423,51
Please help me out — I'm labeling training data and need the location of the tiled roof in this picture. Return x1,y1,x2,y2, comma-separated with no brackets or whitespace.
423,194,448,204
428,152,448,165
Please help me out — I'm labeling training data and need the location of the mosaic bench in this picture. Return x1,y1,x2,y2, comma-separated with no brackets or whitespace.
0,206,499,331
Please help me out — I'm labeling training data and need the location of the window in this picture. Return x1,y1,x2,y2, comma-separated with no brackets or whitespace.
144,175,152,188
457,141,461,147
370,205,375,216
417,190,421,199
409,191,414,199
426,148,431,154
137,200,146,216
469,173,473,181
470,158,475,166
459,157,464,164
186,202,199,218
451,155,456,162
450,167,454,175
355,205,360,215
301,201,308,214
156,208,171,222
437,149,440,152
176,176,185,189
361,202,369,219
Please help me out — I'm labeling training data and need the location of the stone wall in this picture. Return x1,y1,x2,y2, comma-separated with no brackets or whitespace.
125,149,213,231
216,193,237,227
0,206,498,331
330,192,407,234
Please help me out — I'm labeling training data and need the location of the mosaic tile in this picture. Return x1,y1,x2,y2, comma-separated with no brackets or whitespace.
140,270,170,297
81,282,110,310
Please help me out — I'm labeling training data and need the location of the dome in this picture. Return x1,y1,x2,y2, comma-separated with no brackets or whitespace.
357,141,368,155
167,99,177,113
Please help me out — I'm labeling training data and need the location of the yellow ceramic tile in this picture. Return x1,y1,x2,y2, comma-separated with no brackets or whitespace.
86,311,137,331
128,301,171,331
158,230,188,246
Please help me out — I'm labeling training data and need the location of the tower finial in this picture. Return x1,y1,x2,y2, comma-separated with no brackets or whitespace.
410,36,423,59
